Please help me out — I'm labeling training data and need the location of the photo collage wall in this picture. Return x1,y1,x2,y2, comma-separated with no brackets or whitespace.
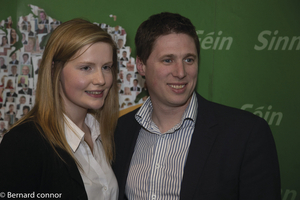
0,5,148,142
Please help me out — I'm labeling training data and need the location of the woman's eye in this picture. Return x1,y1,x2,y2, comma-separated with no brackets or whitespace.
102,65,112,71
81,66,90,71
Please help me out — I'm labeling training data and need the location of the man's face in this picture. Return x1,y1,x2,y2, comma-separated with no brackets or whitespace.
126,74,131,81
133,80,138,87
11,53,16,60
118,39,124,48
20,77,25,83
122,51,127,58
27,23,31,31
11,66,17,74
137,33,198,109
22,66,29,75
40,12,46,21
20,97,26,104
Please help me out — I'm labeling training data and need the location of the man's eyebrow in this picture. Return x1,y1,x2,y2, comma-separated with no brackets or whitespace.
184,53,197,58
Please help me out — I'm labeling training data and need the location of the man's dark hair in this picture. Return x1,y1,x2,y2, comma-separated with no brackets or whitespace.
23,105,30,111
135,12,200,64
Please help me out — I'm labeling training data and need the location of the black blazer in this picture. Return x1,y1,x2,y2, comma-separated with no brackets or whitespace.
0,121,88,200
112,93,281,200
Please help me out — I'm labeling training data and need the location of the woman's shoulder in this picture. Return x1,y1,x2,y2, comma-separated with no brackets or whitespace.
1,121,48,151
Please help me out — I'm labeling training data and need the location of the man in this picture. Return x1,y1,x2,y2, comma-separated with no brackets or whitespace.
120,51,129,61
17,76,28,88
9,53,19,64
0,57,7,69
0,122,6,134
9,65,18,77
117,38,125,49
0,121,6,143
21,33,28,45
124,73,132,86
0,112,4,121
27,23,34,36
130,79,141,92
112,12,281,200
18,86,32,95
21,65,31,78
17,96,26,110
6,89,18,97
39,11,49,24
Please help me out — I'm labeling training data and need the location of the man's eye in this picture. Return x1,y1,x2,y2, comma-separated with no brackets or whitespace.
185,58,194,63
163,59,172,63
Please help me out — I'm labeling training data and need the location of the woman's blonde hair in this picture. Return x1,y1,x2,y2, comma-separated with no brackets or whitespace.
11,18,119,163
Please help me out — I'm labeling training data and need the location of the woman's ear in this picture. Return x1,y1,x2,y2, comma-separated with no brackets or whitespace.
136,56,146,76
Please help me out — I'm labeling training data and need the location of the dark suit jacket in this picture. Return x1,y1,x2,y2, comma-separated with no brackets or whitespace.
18,88,32,95
112,93,281,200
0,121,88,200
130,86,141,92
1,64,7,69
6,92,18,97
9,60,19,64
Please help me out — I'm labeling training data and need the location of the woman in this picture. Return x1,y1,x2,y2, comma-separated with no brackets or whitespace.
1,36,9,47
0,19,119,200
0,75,7,87
24,37,36,52
10,28,17,46
4,79,14,89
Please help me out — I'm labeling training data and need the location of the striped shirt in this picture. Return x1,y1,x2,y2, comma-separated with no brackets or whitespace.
125,92,198,200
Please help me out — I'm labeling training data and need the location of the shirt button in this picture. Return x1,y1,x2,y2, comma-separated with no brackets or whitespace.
104,186,107,191
155,163,160,169
152,194,156,200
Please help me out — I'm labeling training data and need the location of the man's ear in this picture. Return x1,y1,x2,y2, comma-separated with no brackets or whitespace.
136,56,146,76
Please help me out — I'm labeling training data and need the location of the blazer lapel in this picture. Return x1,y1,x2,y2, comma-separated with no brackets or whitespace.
58,148,85,188
118,120,141,199
180,94,219,200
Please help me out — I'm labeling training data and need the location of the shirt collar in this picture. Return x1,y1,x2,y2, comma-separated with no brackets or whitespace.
135,92,198,134
64,113,101,152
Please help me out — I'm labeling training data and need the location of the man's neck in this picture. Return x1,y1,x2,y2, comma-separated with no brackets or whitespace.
151,99,191,134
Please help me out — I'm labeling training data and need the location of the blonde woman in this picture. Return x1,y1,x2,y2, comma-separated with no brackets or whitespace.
0,19,119,200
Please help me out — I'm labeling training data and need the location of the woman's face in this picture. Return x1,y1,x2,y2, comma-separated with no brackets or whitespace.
2,36,7,45
7,80,12,86
25,39,34,52
59,42,114,115
11,29,17,39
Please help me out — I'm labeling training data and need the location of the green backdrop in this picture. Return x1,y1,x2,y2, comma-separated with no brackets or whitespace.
0,0,299,199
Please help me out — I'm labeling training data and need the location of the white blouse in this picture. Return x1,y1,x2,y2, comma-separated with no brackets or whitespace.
64,114,118,200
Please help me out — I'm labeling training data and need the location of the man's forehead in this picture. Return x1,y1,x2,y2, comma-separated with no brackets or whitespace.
151,33,197,56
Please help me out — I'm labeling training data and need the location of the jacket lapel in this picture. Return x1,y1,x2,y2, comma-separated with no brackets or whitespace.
180,94,219,200
58,148,85,189
118,118,141,199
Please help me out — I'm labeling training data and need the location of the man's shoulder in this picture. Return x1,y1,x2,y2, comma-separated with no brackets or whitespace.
118,107,139,123
196,93,263,124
